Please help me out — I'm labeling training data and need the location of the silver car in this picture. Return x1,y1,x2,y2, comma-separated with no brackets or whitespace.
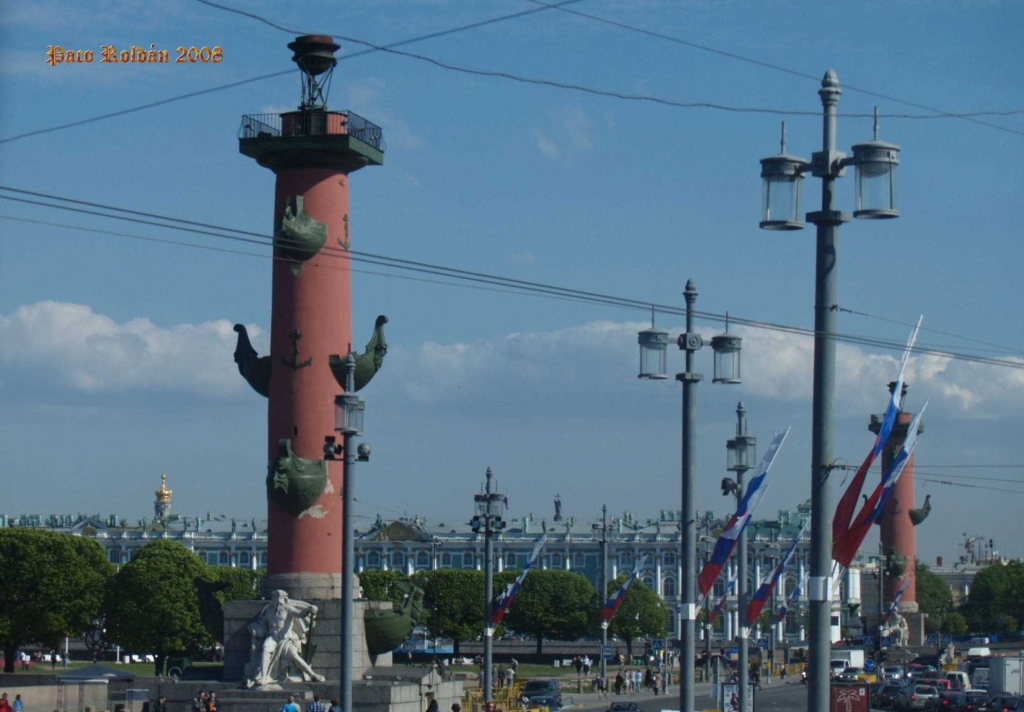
896,684,939,711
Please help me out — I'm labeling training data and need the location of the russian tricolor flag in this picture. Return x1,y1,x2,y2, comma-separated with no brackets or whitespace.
745,521,807,626
832,319,921,544
491,537,545,625
698,428,790,597
883,578,911,626
599,559,646,622
833,402,928,569
709,574,737,625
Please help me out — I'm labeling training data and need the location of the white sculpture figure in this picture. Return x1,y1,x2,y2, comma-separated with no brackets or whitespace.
891,612,909,648
245,589,325,688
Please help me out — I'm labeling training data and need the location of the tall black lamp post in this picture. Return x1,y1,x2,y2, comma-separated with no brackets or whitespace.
471,468,506,702
638,282,742,712
758,72,901,712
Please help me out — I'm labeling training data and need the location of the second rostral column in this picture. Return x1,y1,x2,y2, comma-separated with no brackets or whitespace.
235,35,387,600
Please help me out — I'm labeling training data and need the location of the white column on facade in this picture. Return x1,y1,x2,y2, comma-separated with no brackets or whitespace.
564,551,570,570
497,553,504,573
406,549,415,577
725,610,734,641
655,556,663,596
476,551,482,571
611,557,618,580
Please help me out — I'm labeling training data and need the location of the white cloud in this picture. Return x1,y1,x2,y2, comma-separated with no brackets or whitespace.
533,104,598,160
0,302,265,397
533,130,560,159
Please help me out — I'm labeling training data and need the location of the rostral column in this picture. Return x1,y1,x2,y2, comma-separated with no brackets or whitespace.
869,382,923,611
233,35,387,600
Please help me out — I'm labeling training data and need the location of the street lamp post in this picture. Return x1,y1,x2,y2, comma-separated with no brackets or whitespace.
725,403,756,712
471,468,506,702
759,71,901,712
593,504,610,683
333,353,367,712
638,281,742,712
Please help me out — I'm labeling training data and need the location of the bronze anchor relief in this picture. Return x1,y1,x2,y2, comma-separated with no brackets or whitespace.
281,329,313,370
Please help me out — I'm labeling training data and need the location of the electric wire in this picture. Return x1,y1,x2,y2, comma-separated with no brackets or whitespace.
0,0,586,146
917,477,1024,496
3,186,1023,372
522,0,1024,137
199,0,1024,129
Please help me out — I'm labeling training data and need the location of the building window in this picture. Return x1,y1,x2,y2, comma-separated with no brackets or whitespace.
417,552,430,568
240,552,250,566
441,552,452,567
259,552,267,569
574,552,585,568
463,551,474,568
506,552,518,568
108,549,119,564
393,552,405,566
642,576,654,589
219,551,230,566
367,551,381,568
663,577,676,597
552,553,563,567
620,552,633,567
663,551,676,566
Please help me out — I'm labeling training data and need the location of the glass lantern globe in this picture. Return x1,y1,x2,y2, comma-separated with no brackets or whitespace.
334,392,364,435
711,332,742,384
851,138,900,219
727,435,757,472
638,326,669,379
759,154,810,230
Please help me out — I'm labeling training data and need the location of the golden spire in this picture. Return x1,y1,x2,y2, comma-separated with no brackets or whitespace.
156,473,172,503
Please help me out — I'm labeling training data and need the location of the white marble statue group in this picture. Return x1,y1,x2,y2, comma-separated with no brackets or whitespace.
245,589,325,688
881,612,910,649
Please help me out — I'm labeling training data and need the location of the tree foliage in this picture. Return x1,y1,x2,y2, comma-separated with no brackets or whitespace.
207,566,264,605
412,569,484,657
502,569,597,654
103,540,210,674
604,576,669,661
961,561,1024,635
942,611,968,636
915,562,954,633
0,530,115,672
359,570,411,610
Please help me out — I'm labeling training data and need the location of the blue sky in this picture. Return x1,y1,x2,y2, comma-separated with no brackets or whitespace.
1,0,1022,564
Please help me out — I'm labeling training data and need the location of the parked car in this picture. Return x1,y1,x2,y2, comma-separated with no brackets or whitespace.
960,690,992,711
989,697,1024,712
521,679,562,707
883,666,906,680
838,667,875,683
871,682,905,709
925,690,964,711
895,684,940,711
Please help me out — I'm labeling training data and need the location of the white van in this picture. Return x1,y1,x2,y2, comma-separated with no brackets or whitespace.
945,671,971,690
966,647,992,658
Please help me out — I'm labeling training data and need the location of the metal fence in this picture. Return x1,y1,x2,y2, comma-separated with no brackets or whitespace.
238,111,385,152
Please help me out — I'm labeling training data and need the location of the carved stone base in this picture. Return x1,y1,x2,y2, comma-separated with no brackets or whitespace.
224,598,387,684
261,572,360,601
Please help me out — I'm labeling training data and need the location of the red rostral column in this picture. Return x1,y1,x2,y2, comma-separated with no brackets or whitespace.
236,35,384,600
869,382,922,611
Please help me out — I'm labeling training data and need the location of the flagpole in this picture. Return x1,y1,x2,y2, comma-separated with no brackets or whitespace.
600,504,609,684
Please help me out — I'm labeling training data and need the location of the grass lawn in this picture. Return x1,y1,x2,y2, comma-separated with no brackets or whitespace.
7,661,222,677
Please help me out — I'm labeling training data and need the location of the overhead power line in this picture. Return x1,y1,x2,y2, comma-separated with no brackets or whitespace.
0,0,586,146
2,187,1023,372
918,477,1024,496
5,3,1020,146
523,0,1024,137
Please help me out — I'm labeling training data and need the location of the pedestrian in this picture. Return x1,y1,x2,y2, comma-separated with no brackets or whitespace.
425,700,439,712
206,692,220,712
153,696,168,712
752,667,762,691
780,665,787,681
451,704,461,712
306,694,327,712
281,695,301,712
634,669,642,694
573,655,582,677
193,690,207,712
50,650,57,670
582,655,591,677
329,700,341,712
505,666,515,688
510,657,519,673
614,670,624,695
0,694,11,712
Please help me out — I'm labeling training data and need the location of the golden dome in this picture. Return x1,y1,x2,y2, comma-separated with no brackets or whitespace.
155,473,172,503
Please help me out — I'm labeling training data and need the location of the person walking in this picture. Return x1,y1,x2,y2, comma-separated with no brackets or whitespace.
425,700,439,712
582,655,591,677
573,655,582,677
0,694,12,712
329,701,341,712
206,692,220,712
12,695,24,712
152,696,167,712
281,695,301,712
306,695,327,712
192,691,207,712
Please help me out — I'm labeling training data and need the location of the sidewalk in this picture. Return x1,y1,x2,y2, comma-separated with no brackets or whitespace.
568,681,715,711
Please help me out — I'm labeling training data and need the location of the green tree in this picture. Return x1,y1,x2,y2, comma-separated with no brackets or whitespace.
359,570,410,610
942,611,968,636
962,561,1024,635
103,540,211,675
604,576,669,662
916,562,954,633
0,530,115,673
412,569,484,657
207,566,264,604
503,569,597,654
